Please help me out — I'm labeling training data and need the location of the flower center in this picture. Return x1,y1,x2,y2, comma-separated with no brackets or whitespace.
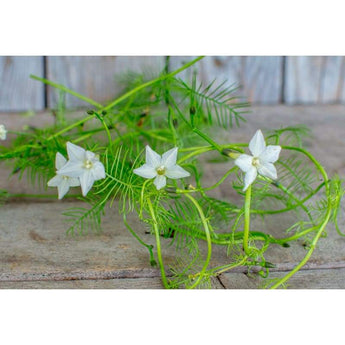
156,165,166,175
62,175,69,180
252,157,260,167
84,159,93,169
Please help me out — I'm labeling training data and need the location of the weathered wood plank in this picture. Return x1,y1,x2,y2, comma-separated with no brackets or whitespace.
0,56,44,111
46,56,165,108
219,267,345,289
285,56,345,104
169,56,283,104
0,276,224,289
0,278,165,289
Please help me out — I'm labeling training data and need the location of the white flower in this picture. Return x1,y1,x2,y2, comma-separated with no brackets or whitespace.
133,145,190,190
56,142,106,197
0,124,7,140
235,129,281,191
47,152,80,199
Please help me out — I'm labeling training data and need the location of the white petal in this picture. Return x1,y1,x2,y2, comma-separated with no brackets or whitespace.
55,152,67,170
257,162,277,180
243,167,257,191
234,154,254,173
79,170,95,196
91,161,106,180
153,175,166,190
165,164,190,179
57,160,84,178
68,177,81,187
161,147,178,169
249,129,266,157
66,142,85,161
85,150,96,161
145,145,161,168
57,179,70,199
259,145,281,164
133,164,157,179
47,175,62,187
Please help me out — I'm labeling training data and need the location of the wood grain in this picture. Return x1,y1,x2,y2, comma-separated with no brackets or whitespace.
0,56,44,111
219,268,345,289
46,56,165,108
169,56,283,104
285,56,345,104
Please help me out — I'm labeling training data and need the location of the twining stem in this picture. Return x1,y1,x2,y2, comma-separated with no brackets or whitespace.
184,193,212,289
270,146,332,289
93,111,112,146
243,185,252,256
123,214,156,267
103,56,204,111
147,198,169,288
30,75,104,108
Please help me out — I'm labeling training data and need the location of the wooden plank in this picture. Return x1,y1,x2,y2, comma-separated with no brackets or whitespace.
219,267,345,289
46,56,165,108
0,278,165,289
0,56,44,111
285,56,345,104
169,56,283,104
0,276,224,289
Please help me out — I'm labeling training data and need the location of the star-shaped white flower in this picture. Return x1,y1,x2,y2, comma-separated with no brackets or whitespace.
133,145,190,190
56,142,106,197
0,124,7,140
47,152,80,199
235,129,281,191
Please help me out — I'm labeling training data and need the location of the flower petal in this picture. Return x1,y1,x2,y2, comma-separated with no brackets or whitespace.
66,142,85,161
153,175,166,190
69,177,81,187
257,162,277,180
249,129,266,157
91,161,106,180
165,164,190,179
259,145,281,164
243,167,257,191
55,152,67,170
85,150,96,161
47,175,62,187
57,160,84,178
79,170,95,196
234,154,254,173
161,147,178,169
133,164,157,179
145,145,161,168
57,179,70,199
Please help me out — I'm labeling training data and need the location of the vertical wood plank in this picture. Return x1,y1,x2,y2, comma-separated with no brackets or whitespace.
285,56,345,104
46,56,165,108
169,56,283,104
0,56,44,111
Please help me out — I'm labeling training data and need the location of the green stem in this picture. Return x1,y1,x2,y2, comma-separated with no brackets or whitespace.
270,146,332,289
93,111,112,146
147,198,169,288
30,75,103,108
184,193,212,289
103,56,204,111
243,185,252,256
123,214,156,266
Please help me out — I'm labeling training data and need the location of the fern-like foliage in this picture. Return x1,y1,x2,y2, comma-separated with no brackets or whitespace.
171,76,249,129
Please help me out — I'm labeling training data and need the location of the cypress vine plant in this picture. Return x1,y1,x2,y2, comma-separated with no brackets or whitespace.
0,56,344,289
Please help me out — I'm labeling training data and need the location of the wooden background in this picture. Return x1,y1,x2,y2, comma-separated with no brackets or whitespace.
0,56,344,112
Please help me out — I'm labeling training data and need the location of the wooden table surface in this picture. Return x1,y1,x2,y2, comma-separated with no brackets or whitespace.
1,105,345,289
